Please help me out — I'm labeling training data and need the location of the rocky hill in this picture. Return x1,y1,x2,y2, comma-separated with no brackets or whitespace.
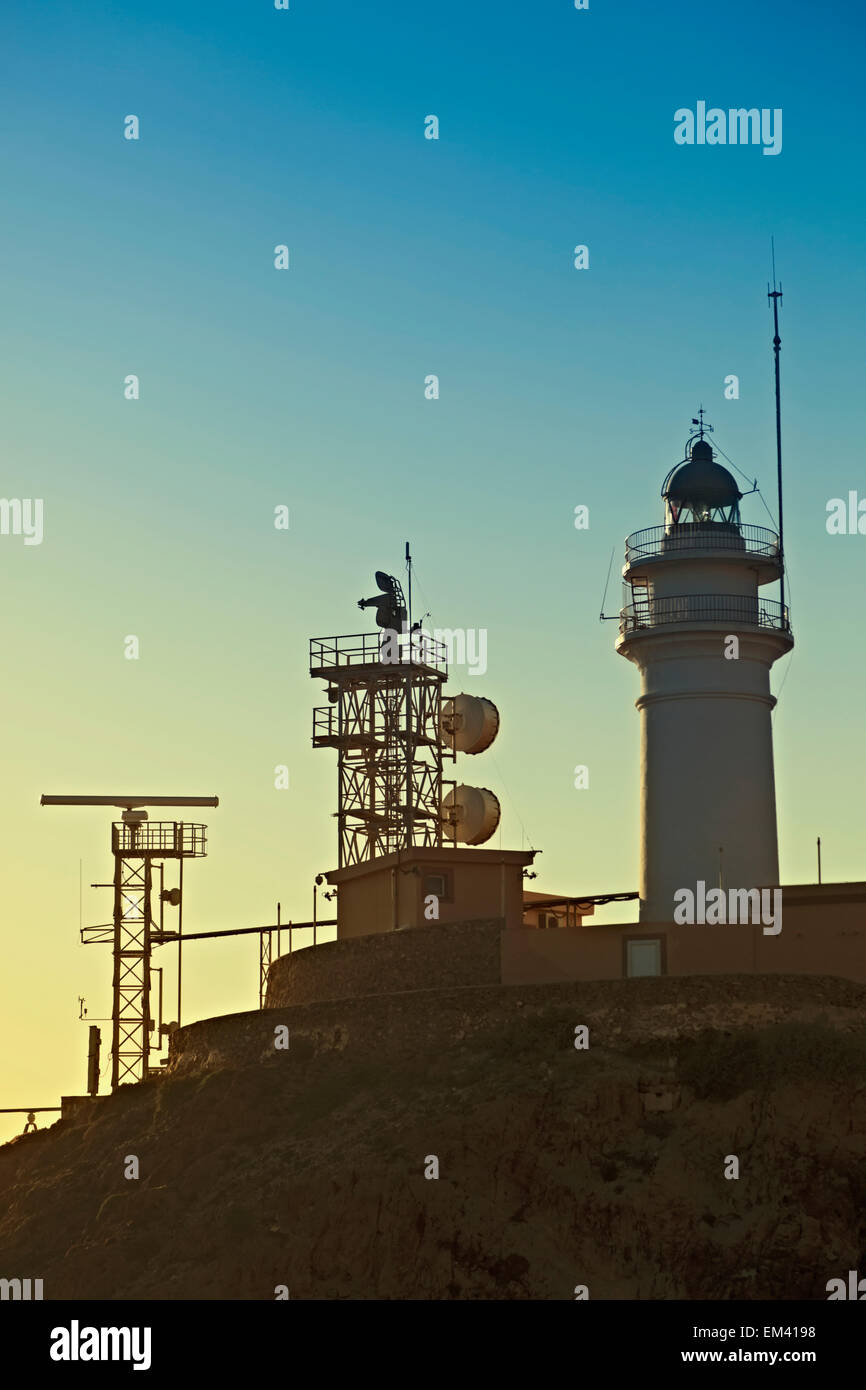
1,973,864,1299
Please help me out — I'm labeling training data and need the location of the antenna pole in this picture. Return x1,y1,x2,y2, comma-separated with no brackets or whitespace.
177,850,184,1029
405,540,412,632
599,547,615,622
768,243,785,618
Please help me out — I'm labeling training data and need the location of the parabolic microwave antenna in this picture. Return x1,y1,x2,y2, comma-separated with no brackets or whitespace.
439,693,501,844
441,784,501,846
440,693,500,754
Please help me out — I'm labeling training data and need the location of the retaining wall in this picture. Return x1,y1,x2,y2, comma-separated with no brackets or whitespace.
265,917,503,1007
168,973,866,1077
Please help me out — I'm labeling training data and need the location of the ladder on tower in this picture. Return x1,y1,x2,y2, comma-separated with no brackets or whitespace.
630,576,652,628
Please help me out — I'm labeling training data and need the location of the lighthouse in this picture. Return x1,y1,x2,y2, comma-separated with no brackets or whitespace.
616,419,793,922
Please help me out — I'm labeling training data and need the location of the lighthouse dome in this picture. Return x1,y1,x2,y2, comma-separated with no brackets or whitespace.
662,437,742,525
665,442,741,512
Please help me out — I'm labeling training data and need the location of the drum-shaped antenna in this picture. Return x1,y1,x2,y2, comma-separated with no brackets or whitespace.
441,784,501,845
441,694,499,754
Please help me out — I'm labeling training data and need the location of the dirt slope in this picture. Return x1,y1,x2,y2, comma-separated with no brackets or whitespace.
1,978,865,1300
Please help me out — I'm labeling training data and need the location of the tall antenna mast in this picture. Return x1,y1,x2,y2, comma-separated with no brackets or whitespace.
41,794,217,1089
405,540,413,631
768,239,785,616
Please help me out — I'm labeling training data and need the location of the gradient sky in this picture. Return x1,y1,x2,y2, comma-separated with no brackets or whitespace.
2,0,865,1140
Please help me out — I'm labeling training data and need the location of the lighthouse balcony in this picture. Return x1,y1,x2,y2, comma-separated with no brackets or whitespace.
625,522,780,566
619,593,791,636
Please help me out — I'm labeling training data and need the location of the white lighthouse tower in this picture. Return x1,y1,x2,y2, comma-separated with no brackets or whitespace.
616,418,793,922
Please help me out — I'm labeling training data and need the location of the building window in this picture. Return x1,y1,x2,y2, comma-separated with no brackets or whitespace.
624,937,664,978
423,872,452,902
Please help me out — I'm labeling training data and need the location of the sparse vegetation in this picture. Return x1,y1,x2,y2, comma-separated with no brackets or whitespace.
676,1021,866,1100
1,983,864,1299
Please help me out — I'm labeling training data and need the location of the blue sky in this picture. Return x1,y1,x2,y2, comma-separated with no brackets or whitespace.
1,0,865,1128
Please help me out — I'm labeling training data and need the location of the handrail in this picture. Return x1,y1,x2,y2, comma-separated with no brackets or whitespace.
110,822,209,857
625,522,780,565
310,631,448,672
619,593,791,634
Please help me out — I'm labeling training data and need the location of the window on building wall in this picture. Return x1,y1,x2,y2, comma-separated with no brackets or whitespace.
423,872,452,902
624,937,664,978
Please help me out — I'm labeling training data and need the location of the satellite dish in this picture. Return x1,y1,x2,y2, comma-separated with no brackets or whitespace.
357,571,407,630
441,784,501,846
441,694,499,754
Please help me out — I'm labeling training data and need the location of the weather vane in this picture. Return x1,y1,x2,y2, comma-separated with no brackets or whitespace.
690,406,714,439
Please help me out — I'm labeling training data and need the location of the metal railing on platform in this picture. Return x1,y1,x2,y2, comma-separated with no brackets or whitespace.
110,822,208,857
310,631,448,674
619,593,791,634
625,522,780,565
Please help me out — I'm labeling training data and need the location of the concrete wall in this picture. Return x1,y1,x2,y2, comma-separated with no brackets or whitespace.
266,918,504,1007
264,889,866,1009
169,972,866,1078
501,921,771,985
501,894,866,986
337,872,393,940
332,853,529,938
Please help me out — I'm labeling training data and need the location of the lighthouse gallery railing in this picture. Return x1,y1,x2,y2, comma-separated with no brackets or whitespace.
624,522,779,565
619,594,791,635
